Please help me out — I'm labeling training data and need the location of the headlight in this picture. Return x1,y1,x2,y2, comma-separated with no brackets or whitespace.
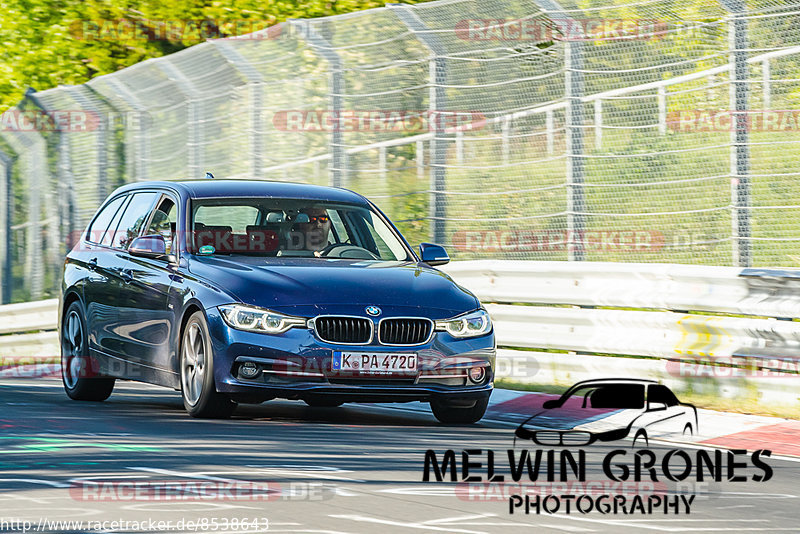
218,304,306,334
435,309,492,338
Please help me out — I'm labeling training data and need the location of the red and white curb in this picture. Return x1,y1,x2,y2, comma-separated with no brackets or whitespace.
485,389,800,458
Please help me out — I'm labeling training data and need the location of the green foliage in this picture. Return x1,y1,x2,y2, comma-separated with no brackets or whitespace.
0,0,431,111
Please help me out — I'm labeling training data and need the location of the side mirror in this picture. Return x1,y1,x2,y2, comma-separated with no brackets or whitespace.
647,402,667,412
129,235,167,259
419,243,450,266
542,399,560,409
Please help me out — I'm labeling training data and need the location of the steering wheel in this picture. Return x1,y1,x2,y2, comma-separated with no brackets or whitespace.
319,243,379,260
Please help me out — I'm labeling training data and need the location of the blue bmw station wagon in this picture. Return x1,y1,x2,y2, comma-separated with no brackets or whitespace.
60,180,495,423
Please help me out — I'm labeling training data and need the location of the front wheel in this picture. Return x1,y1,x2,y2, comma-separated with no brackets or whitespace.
430,396,489,424
181,311,236,418
61,302,115,401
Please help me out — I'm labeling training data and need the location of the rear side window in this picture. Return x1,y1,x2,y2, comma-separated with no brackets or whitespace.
111,192,160,250
86,195,127,244
194,205,260,232
648,385,679,407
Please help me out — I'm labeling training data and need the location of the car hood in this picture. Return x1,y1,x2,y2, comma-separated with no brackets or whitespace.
188,256,479,318
521,408,638,433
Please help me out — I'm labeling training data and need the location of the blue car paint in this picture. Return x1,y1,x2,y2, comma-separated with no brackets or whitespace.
61,180,495,405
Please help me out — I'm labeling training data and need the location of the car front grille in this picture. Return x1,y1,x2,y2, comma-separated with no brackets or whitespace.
533,430,593,446
560,431,593,446
379,318,432,345
533,431,562,446
314,316,372,344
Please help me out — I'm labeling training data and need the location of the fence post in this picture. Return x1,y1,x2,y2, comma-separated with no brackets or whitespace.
156,61,203,179
2,129,45,300
534,0,587,261
294,20,346,188
107,78,149,182
213,41,265,179
0,150,10,304
416,140,425,179
546,109,555,155
62,86,109,206
721,0,751,267
378,146,387,180
658,86,667,134
390,4,448,245
25,88,82,292
762,59,771,109
502,117,511,165
594,99,602,150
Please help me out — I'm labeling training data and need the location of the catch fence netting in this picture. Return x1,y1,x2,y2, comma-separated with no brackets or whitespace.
0,0,799,301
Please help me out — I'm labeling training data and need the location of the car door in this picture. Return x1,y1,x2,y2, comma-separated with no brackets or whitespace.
115,193,178,384
641,384,689,437
81,194,130,362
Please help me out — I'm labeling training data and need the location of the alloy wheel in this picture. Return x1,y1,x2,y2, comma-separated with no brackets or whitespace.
182,323,206,406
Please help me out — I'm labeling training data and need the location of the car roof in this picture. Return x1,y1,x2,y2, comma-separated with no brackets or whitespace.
566,378,658,389
111,179,370,205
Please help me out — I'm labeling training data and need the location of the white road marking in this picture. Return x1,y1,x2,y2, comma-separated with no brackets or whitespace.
0,478,70,488
330,514,487,534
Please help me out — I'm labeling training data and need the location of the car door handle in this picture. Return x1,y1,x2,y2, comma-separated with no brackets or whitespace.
120,269,134,283
87,258,98,271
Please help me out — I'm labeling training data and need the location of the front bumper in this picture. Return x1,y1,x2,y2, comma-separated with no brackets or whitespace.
205,307,495,404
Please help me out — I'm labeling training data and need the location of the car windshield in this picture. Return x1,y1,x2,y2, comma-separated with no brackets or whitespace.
190,198,411,261
563,383,646,410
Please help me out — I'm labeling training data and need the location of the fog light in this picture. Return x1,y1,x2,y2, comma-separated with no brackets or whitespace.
240,361,260,379
468,367,486,384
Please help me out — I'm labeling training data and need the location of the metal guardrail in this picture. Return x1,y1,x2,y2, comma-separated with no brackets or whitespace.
1,262,799,371
0,299,58,360
443,261,800,366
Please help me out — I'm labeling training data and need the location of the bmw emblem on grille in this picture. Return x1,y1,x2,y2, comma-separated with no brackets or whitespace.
365,306,382,317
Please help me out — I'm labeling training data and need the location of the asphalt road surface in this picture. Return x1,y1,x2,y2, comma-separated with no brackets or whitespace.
0,378,797,533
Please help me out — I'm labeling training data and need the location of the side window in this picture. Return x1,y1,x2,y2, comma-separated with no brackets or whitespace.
112,192,160,250
143,197,177,254
648,385,679,407
86,195,126,245
328,210,348,244
194,205,259,232
101,196,131,247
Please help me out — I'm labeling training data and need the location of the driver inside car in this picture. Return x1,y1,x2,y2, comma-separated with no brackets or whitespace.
296,207,332,254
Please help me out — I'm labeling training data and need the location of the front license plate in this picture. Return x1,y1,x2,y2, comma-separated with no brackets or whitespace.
332,351,417,374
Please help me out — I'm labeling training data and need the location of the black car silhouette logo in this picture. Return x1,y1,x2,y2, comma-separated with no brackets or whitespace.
514,379,698,447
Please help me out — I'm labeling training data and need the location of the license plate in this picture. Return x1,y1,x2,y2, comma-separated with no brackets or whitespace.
332,351,417,374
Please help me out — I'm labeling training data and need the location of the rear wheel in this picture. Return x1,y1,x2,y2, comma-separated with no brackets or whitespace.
633,429,649,447
181,311,236,418
61,302,115,401
430,396,489,424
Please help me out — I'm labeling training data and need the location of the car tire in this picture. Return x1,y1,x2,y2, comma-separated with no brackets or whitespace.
180,311,237,419
633,429,649,447
304,398,344,408
430,395,489,424
61,301,115,402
